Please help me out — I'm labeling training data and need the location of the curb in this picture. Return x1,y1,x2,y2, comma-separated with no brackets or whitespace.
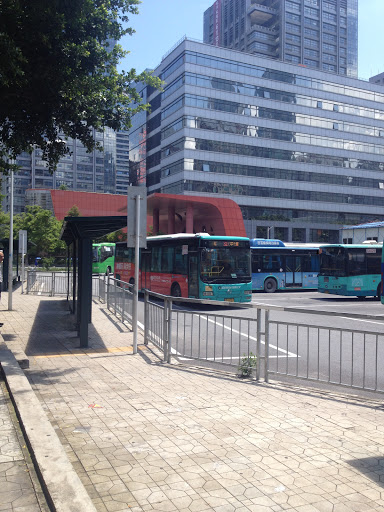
0,343,97,512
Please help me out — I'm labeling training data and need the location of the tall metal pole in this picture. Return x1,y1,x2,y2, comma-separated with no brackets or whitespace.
8,171,13,310
132,194,140,354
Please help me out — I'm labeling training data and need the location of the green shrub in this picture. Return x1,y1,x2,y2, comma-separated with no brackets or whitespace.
238,352,257,378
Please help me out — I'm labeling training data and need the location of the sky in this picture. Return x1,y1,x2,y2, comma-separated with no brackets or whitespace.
118,0,384,81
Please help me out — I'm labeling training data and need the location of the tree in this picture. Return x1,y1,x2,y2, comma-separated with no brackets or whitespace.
59,184,68,191
0,0,162,173
14,206,65,258
0,211,10,240
97,229,127,243
66,205,81,217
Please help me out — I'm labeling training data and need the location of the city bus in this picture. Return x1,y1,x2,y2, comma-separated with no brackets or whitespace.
318,242,382,298
92,243,115,275
250,239,320,293
114,234,252,302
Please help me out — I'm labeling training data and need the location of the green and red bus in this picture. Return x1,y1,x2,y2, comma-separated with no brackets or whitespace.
318,243,382,298
114,233,252,302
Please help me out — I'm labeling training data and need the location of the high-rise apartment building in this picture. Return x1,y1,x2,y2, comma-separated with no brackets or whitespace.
204,0,358,77
129,38,384,244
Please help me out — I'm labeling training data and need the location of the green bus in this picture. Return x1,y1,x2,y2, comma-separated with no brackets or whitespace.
114,234,252,302
92,243,115,275
318,243,382,298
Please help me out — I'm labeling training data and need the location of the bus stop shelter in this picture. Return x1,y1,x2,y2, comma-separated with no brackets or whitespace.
60,216,126,347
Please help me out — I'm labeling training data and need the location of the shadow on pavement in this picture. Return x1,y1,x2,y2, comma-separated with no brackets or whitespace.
23,299,108,357
348,457,384,486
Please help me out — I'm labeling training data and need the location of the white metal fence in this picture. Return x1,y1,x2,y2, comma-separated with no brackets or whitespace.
29,273,384,395
26,270,74,296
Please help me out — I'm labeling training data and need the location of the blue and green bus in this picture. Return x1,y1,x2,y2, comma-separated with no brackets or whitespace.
114,234,252,302
92,243,115,275
250,239,320,293
319,243,382,298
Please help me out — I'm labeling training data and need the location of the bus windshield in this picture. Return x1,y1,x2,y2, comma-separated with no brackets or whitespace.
319,247,346,277
200,246,251,283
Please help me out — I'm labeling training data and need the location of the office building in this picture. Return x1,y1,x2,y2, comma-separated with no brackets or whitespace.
2,127,128,214
129,37,384,243
116,130,131,194
203,0,358,77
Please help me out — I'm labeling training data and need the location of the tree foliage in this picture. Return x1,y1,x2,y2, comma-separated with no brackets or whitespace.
97,229,127,243
0,0,162,173
66,205,81,217
14,206,65,258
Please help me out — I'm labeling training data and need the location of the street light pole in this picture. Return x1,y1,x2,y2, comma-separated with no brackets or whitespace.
8,171,13,311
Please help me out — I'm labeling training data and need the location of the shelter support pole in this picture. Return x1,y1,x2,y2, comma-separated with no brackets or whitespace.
78,237,92,348
72,240,77,315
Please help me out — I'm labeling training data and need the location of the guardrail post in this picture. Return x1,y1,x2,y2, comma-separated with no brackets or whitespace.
256,308,261,381
264,309,270,383
106,274,110,310
52,271,55,297
114,278,117,316
26,271,29,294
167,298,172,364
144,289,149,345
121,284,125,324
163,297,168,362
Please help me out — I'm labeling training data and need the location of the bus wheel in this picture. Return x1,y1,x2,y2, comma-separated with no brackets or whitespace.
105,266,111,276
171,283,181,298
377,284,382,300
264,278,277,293
129,278,134,288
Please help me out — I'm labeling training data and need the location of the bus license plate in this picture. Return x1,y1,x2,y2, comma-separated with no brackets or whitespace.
225,298,234,302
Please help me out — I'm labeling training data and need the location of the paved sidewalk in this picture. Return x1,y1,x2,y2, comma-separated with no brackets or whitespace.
1,288,384,511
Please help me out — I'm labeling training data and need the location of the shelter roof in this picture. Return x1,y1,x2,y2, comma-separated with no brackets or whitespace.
60,216,126,244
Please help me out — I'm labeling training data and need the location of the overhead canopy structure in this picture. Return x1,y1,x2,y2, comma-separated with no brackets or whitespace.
61,216,127,243
60,216,126,347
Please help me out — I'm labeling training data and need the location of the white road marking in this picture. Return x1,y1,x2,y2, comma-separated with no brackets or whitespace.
198,315,298,357
339,317,384,326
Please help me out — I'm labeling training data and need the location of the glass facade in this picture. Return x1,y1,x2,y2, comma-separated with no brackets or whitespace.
3,127,119,214
130,38,384,243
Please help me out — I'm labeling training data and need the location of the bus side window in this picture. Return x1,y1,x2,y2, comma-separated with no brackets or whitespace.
367,251,381,274
161,246,173,273
348,250,365,276
251,254,262,273
174,246,188,274
151,246,162,272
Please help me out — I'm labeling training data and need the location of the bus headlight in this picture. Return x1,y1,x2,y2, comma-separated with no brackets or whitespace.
244,290,252,295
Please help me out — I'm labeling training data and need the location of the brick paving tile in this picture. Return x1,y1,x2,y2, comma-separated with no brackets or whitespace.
1,288,384,511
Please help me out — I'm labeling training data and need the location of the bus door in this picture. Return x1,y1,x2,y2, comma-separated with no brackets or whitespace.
285,255,303,287
188,252,199,298
141,250,151,291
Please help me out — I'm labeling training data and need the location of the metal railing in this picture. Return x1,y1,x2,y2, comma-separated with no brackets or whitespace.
104,275,134,326
38,273,384,395
26,270,74,296
266,319,384,392
141,285,384,394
